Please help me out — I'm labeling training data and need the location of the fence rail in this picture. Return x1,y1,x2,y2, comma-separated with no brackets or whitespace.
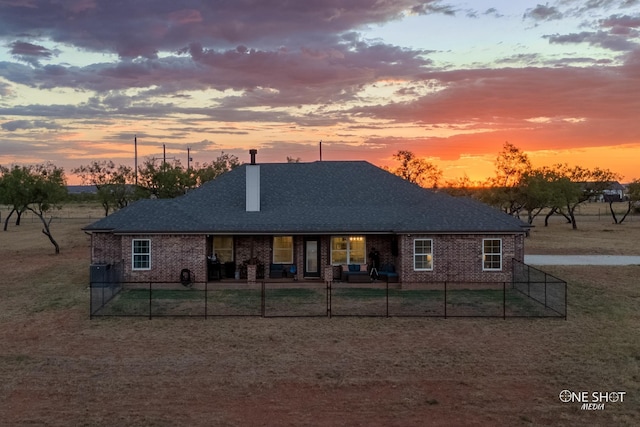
512,258,567,317
90,265,567,319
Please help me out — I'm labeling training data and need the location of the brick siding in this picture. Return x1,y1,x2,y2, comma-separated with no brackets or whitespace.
133,235,205,283
90,232,524,284
90,233,122,265
94,234,206,283
398,233,524,283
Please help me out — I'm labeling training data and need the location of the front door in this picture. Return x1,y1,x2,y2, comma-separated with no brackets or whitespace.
304,237,320,278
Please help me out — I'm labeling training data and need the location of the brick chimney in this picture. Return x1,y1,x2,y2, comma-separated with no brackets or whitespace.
246,149,260,212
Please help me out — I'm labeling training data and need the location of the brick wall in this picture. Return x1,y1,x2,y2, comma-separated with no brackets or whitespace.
90,231,524,284
121,234,206,283
235,235,271,265
233,235,334,280
91,233,122,265
365,235,398,267
398,233,524,283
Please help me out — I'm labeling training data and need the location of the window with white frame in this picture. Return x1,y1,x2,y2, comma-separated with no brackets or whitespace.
482,239,502,271
213,236,234,263
273,236,294,264
414,239,433,270
132,239,151,270
330,236,365,265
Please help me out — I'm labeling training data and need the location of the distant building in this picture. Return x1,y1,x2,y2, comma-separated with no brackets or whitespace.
600,181,626,202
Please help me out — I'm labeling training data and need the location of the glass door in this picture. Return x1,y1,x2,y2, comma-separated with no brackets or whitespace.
304,238,320,277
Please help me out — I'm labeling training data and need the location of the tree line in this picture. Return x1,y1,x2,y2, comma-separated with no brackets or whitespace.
72,152,240,216
0,153,240,253
2,146,639,253
386,143,640,230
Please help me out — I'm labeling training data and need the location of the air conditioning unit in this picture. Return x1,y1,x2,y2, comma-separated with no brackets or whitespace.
90,263,111,286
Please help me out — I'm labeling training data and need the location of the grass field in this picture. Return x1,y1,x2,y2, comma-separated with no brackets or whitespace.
0,203,639,426
93,285,564,319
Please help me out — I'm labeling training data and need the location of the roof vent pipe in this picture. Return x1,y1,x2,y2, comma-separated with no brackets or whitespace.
246,149,260,212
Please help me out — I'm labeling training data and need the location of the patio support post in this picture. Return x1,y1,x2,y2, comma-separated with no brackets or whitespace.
247,265,257,284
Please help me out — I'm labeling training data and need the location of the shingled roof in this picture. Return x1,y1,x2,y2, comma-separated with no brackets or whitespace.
83,161,528,234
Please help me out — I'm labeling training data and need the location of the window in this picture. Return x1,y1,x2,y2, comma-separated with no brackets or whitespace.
414,239,433,271
273,236,294,264
330,236,365,265
132,239,151,270
483,239,502,271
213,236,233,263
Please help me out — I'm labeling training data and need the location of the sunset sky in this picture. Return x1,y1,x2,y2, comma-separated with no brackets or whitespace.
1,0,639,184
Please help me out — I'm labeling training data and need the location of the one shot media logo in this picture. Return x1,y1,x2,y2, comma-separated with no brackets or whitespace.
559,389,627,411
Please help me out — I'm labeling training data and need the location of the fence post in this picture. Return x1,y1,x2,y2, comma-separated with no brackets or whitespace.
89,281,94,319
329,280,333,319
564,281,568,320
386,280,389,318
100,280,105,316
444,281,447,319
328,281,332,318
149,282,152,320
503,281,506,320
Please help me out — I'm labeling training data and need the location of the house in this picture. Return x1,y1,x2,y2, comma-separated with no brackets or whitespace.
83,151,530,285
600,181,626,203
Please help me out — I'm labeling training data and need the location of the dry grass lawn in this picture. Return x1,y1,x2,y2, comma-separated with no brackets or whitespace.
525,202,640,255
0,203,638,426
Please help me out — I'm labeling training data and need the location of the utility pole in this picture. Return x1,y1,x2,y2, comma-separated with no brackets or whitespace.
134,135,138,185
319,140,322,161
187,147,192,170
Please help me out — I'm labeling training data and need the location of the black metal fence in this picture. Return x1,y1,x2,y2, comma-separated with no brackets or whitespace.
90,261,567,319
512,259,567,318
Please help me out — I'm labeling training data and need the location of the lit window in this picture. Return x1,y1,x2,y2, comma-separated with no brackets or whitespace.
132,239,151,270
414,239,433,270
273,236,294,264
213,236,233,263
483,239,502,271
331,236,365,265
